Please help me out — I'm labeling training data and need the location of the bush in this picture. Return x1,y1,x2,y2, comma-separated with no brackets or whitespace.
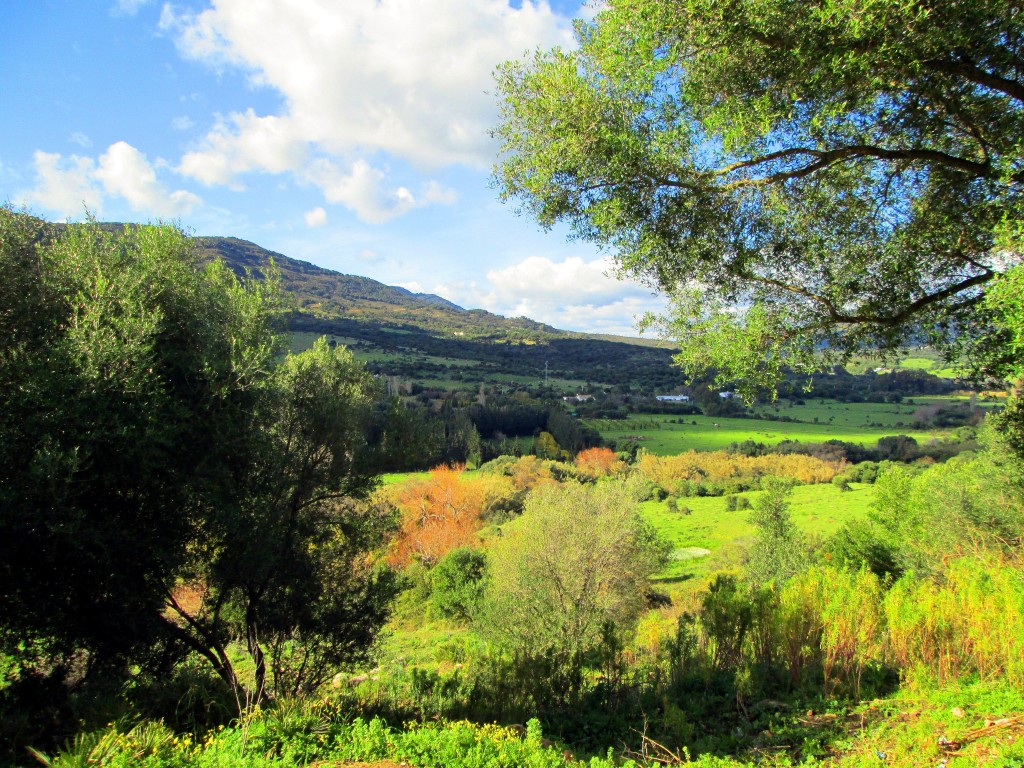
430,547,488,622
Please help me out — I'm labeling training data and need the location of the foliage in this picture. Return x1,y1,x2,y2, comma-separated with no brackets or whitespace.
32,707,639,768
0,211,398,725
982,264,1024,457
574,446,624,478
430,547,489,622
745,478,806,587
386,466,514,567
494,0,1024,397
0,211,278,666
866,441,1024,577
885,557,1024,688
635,449,842,492
161,338,398,705
475,482,668,700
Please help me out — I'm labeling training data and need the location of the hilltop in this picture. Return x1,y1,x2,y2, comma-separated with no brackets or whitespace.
195,234,681,391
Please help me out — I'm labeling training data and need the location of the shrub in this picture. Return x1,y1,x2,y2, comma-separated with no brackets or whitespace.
430,547,488,622
475,482,669,704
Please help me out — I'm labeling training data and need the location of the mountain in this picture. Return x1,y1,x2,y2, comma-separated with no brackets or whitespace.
195,236,561,339
195,235,680,391
43,219,677,390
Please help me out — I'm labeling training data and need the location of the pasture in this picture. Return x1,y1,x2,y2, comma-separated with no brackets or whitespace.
640,482,873,592
590,412,944,454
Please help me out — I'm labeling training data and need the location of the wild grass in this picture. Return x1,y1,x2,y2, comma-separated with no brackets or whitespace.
591,409,949,454
640,482,874,591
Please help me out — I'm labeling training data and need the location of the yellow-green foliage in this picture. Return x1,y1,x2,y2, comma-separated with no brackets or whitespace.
871,447,1024,576
681,558,1024,701
636,450,842,488
778,570,823,687
814,568,885,697
885,557,1024,687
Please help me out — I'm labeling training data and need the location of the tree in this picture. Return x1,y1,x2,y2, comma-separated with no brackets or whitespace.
0,211,278,667
494,0,1024,396
430,547,488,622
746,477,805,586
0,210,395,708
475,482,668,700
164,338,398,703
983,265,1024,455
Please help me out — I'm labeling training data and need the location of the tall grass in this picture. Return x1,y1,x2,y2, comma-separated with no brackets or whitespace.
885,557,1024,687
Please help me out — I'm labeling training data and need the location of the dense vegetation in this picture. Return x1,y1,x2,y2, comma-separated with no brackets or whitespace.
5,3,1024,763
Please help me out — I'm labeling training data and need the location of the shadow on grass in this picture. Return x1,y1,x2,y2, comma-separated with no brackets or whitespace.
653,574,695,585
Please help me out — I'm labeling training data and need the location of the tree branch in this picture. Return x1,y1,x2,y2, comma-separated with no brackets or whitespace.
718,144,995,187
754,271,994,327
926,54,1024,105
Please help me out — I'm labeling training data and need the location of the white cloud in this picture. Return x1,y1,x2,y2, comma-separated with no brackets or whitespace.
18,151,104,217
431,254,667,335
485,255,654,304
304,158,456,224
114,0,150,16
178,110,308,186
94,142,202,216
171,115,195,131
161,0,577,183
304,206,327,228
70,132,92,148
18,143,201,219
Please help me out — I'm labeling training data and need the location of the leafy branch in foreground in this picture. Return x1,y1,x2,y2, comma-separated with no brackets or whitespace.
494,0,1024,392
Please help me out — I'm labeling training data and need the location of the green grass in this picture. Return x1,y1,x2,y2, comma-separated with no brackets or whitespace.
591,411,946,454
379,471,430,485
844,346,964,378
641,482,873,592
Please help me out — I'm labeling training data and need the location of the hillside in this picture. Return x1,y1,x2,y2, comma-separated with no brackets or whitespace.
196,235,680,390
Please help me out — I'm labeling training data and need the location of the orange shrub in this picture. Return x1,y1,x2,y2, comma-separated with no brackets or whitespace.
385,466,513,568
575,446,624,478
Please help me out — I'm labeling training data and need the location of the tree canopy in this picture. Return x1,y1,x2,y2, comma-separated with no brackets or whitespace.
475,482,667,685
0,209,396,705
493,0,1024,394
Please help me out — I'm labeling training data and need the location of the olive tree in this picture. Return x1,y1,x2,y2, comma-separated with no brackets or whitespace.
493,0,1024,396
475,482,667,700
0,211,278,666
0,209,396,708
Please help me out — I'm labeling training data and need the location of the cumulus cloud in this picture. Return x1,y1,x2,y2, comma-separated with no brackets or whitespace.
431,255,667,336
304,206,327,228
94,142,202,216
19,151,104,216
160,0,577,187
179,110,308,186
304,158,456,224
18,142,201,219
114,0,150,16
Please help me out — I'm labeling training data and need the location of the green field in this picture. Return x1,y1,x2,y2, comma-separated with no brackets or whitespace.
589,411,947,454
843,347,962,378
640,482,873,592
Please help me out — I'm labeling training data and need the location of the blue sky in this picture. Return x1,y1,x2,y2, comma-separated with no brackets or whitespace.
2,0,666,336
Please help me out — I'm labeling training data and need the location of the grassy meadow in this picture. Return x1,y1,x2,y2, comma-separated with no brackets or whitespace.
640,482,873,591
590,411,941,453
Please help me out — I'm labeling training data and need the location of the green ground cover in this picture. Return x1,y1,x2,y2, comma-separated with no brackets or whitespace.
844,347,962,378
640,482,873,591
591,411,945,454
753,395,994,426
